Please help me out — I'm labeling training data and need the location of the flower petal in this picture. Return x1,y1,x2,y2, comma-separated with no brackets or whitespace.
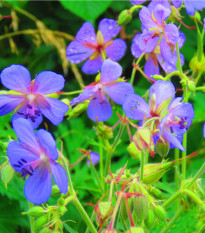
106,39,126,61
171,0,182,8
160,36,172,61
100,59,122,84
82,56,103,74
144,55,160,80
164,23,179,44
76,22,96,43
164,129,184,151
153,4,171,24
36,129,58,161
50,162,68,194
87,93,112,122
0,95,24,116
66,40,93,64
131,34,144,58
148,0,171,16
178,32,186,49
12,118,41,153
70,85,98,106
139,31,160,53
203,123,205,138
139,7,157,30
131,0,147,4
87,152,100,166
37,97,69,125
184,0,195,15
24,164,52,204
171,102,194,119
149,80,175,106
7,141,39,172
33,71,65,95
0,65,31,94
123,94,149,120
104,82,134,105
99,18,120,42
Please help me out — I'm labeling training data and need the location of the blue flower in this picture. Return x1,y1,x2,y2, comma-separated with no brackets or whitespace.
0,65,69,128
123,80,194,151
70,59,134,122
66,19,126,74
7,118,68,204
87,152,100,166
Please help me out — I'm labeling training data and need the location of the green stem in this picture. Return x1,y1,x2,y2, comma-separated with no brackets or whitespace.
85,210,95,233
186,162,205,188
174,148,180,209
130,52,145,85
196,86,205,91
143,117,159,128
129,5,144,14
160,208,184,233
145,149,149,164
58,90,83,95
176,42,183,76
98,136,104,181
182,133,187,180
88,158,104,193
108,181,115,202
28,202,34,233
140,151,145,182
61,155,97,233
164,71,180,81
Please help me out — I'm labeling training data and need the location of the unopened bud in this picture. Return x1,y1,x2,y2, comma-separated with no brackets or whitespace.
154,205,167,222
34,215,49,231
133,194,149,221
188,81,196,93
169,5,181,21
190,11,201,22
52,185,61,195
144,208,155,229
149,187,163,200
97,124,113,140
39,228,52,233
58,206,67,215
57,197,65,206
127,142,141,160
118,9,132,26
156,138,170,158
190,56,205,72
0,162,15,186
98,201,113,219
27,206,45,217
125,227,144,233
68,101,89,119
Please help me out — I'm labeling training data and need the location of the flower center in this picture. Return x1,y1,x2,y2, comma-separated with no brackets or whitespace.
27,94,36,102
40,153,49,164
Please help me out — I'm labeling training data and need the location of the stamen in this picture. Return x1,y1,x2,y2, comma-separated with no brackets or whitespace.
21,158,27,163
27,104,32,109
13,164,21,168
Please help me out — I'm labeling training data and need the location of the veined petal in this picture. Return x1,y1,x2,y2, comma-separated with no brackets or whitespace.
76,22,96,43
66,41,93,64
106,39,126,61
139,7,157,30
160,36,172,61
0,95,24,116
37,97,69,125
50,162,68,194
131,34,144,58
171,0,182,8
87,93,112,122
123,94,149,120
178,32,186,49
0,65,31,94
139,31,160,53
153,4,171,24
144,55,160,81
70,85,98,106
99,18,120,42
171,102,194,119
100,59,122,84
184,0,195,15
104,82,134,105
149,80,175,106
33,71,65,95
82,56,103,74
36,129,58,161
148,0,171,16
164,23,179,44
12,118,41,153
7,141,39,172
24,164,52,204
164,129,184,151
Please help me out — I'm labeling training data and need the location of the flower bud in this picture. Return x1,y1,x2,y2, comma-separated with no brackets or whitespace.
133,194,149,221
156,138,170,158
39,228,52,233
138,162,172,185
125,226,144,233
144,209,155,229
68,101,89,119
169,5,181,21
57,197,65,206
154,205,167,222
98,201,113,219
188,80,196,93
27,206,45,217
58,206,67,215
118,9,132,26
127,142,141,160
0,162,15,187
34,215,49,231
190,11,201,22
190,56,205,72
52,185,61,195
149,187,163,200
97,124,113,140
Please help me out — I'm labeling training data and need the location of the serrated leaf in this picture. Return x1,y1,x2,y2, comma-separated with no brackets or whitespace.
59,0,112,23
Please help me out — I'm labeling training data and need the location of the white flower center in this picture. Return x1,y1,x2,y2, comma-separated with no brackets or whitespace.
40,153,48,163
27,94,36,102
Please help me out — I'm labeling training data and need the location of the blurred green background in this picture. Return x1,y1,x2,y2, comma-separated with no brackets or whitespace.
0,1,205,232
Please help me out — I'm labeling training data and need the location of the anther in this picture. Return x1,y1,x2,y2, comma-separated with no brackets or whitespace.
27,104,32,109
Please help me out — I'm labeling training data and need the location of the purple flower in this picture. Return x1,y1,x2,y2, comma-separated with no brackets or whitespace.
7,118,68,204
71,59,134,122
87,152,100,166
172,0,205,16
0,65,69,128
138,4,179,61
66,19,126,74
123,80,194,151
131,32,185,81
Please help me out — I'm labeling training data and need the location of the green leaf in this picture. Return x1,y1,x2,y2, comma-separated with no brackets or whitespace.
0,162,15,187
59,0,112,23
